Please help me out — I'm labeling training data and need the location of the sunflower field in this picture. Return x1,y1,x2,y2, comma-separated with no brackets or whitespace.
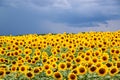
0,31,120,80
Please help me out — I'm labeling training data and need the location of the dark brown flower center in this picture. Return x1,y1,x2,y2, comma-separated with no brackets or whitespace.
61,64,65,69
47,70,51,74
34,69,39,73
99,68,105,74
27,72,33,77
76,58,80,62
70,74,75,79
79,67,85,73
117,63,120,68
67,63,71,68
106,63,112,67
21,67,25,71
6,71,10,74
90,66,96,72
0,71,4,75
45,65,49,70
111,68,117,74
55,73,61,78
102,56,107,60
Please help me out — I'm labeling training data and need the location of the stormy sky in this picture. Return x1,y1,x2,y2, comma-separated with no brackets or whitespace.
0,0,120,35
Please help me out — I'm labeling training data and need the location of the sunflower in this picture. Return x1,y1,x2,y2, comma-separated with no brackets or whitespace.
33,56,40,61
46,69,53,76
19,41,24,47
69,54,74,60
109,66,118,76
24,48,32,55
90,43,95,49
18,49,23,55
0,58,4,63
71,64,77,70
25,55,30,60
94,50,101,57
102,41,108,47
33,67,40,74
0,69,5,78
74,56,82,64
78,46,84,51
58,62,67,71
53,71,62,80
19,65,28,73
83,41,89,47
115,49,120,55
96,62,102,68
0,50,5,55
13,51,19,56
66,52,70,57
66,62,72,69
17,56,23,61
101,47,107,52
43,64,51,71
42,57,48,64
92,57,98,64
52,50,58,56
101,53,109,62
11,65,17,72
87,61,93,68
106,62,113,68
77,65,87,75
89,65,97,73
68,73,77,80
34,50,41,56
51,62,57,69
67,44,73,50
62,42,67,48
80,53,85,59
78,52,83,56
111,41,117,47
66,57,72,62
6,45,12,51
31,60,36,64
72,68,78,75
110,48,115,55
84,56,91,62
12,61,17,65
70,48,76,54
25,71,34,79
97,42,103,48
85,51,92,56
5,71,11,75
39,67,43,73
112,56,119,62
61,53,66,59
14,46,19,51
97,66,108,76
49,58,54,63
116,61,120,68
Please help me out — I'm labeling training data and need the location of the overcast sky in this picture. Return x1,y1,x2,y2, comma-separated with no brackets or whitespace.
0,0,120,35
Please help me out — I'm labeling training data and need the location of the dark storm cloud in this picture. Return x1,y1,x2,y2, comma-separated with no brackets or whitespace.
0,0,120,35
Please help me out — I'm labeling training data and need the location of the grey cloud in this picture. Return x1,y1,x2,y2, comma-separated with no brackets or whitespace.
0,0,120,35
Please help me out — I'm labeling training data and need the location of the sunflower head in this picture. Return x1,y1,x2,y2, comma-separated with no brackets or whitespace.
77,66,87,75
89,65,97,73
109,66,118,76
53,71,62,80
33,67,40,74
68,73,77,80
26,71,34,79
46,69,53,76
58,62,67,71
97,66,108,76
